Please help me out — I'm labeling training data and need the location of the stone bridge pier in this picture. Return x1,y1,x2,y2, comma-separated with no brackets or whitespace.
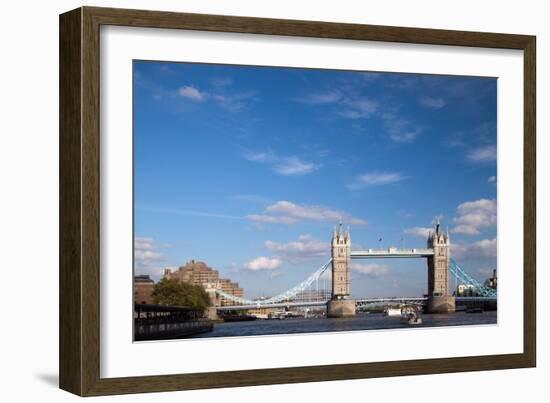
326,221,455,317
326,224,356,317
426,222,455,313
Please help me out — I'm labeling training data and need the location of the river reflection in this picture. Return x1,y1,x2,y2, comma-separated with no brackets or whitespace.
192,310,497,339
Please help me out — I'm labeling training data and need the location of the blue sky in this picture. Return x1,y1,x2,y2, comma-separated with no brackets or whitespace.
133,60,497,299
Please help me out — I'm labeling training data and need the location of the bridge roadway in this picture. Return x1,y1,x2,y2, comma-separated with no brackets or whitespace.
350,248,434,259
216,296,494,311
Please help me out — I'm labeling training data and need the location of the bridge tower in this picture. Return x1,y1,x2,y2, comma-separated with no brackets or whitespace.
327,223,356,317
426,222,455,313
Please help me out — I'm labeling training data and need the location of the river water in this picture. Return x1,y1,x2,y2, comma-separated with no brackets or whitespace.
193,311,497,339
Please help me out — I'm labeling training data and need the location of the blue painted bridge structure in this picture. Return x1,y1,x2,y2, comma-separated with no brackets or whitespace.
214,223,496,312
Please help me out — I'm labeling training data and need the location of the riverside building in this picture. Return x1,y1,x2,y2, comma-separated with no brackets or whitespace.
164,260,244,306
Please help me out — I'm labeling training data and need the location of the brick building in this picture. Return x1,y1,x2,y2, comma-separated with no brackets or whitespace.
164,260,243,306
134,274,154,304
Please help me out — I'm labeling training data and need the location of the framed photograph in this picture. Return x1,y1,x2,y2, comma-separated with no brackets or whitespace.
59,6,536,396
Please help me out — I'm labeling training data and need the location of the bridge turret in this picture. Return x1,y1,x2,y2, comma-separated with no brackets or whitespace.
328,223,355,317
331,223,351,299
427,221,455,313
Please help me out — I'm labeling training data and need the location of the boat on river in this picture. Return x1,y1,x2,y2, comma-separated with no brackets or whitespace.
400,305,423,325
384,307,402,317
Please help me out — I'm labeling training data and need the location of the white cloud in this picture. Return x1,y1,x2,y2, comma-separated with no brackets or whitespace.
419,97,446,109
467,144,497,163
477,267,496,277
274,157,321,176
134,237,169,278
297,87,379,119
178,85,206,101
352,263,390,277
299,89,379,120
265,235,329,261
158,65,174,74
390,128,420,142
339,97,379,119
470,238,497,258
431,214,445,225
381,115,423,144
211,77,233,88
447,122,496,149
137,204,243,220
244,151,321,176
488,175,496,183
452,225,480,236
244,256,282,271
211,91,257,112
252,200,367,225
404,227,432,238
347,172,405,190
298,91,342,104
228,194,270,204
389,131,420,143
296,85,423,144
135,237,156,252
247,214,298,225
244,151,270,162
452,198,496,235
453,238,497,260
176,83,257,111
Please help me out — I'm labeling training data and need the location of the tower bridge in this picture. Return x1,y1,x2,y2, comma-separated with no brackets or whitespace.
351,248,434,258
214,222,496,317
327,221,453,317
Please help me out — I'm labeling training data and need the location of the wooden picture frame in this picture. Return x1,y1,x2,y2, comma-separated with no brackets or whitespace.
59,6,536,396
